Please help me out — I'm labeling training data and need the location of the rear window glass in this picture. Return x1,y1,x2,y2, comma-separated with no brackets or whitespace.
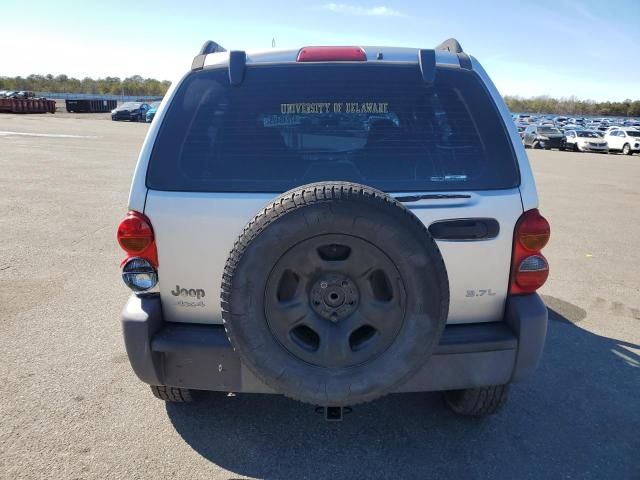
147,64,519,192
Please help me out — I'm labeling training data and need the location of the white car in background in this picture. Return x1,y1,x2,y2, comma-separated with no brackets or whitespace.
604,129,640,155
564,130,608,153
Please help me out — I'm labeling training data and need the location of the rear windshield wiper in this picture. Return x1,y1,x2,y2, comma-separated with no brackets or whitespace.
395,193,471,203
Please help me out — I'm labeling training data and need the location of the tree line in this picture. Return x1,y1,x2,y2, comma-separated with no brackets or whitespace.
0,74,170,97
504,95,640,117
1,74,638,117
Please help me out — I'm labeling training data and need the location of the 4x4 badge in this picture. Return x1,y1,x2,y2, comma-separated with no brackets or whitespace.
171,285,205,300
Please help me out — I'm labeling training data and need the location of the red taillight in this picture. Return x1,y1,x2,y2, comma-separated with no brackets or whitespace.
296,46,367,62
117,211,158,266
509,209,550,295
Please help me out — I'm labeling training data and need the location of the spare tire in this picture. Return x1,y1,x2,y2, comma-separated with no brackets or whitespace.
221,182,449,406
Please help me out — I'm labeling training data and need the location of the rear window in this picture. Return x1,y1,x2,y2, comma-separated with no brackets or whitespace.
147,64,519,192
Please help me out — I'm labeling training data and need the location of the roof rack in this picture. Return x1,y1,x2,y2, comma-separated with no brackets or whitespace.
418,49,436,83
191,40,226,71
434,38,464,54
228,51,246,86
189,40,247,85
434,38,472,70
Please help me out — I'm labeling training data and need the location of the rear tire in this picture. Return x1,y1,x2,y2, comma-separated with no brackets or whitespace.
622,143,631,155
573,143,580,152
444,384,509,417
150,385,194,402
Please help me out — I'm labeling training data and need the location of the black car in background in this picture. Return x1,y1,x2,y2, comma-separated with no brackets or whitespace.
111,102,150,122
523,124,566,150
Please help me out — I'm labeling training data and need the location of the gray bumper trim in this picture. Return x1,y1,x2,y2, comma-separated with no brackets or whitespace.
505,293,548,381
120,294,164,386
121,293,547,393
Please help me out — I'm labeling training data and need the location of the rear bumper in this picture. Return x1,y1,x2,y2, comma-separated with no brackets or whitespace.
581,145,608,152
540,139,565,149
112,113,135,121
122,294,547,394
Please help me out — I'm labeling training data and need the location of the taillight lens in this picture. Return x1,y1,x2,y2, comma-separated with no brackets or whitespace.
117,211,158,267
297,46,367,62
518,210,550,251
510,209,550,295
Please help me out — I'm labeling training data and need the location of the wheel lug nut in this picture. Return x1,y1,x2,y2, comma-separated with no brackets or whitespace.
320,281,328,289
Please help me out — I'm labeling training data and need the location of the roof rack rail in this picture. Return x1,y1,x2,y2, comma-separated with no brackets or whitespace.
434,38,472,70
418,49,436,83
228,51,246,86
434,38,464,54
191,40,227,71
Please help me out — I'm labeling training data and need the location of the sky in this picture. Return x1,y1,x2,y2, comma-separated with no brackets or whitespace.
1,0,638,101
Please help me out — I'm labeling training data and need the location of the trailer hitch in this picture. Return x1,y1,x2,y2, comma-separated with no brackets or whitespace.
315,406,352,421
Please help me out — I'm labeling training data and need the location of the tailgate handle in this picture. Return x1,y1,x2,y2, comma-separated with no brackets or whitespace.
429,218,499,240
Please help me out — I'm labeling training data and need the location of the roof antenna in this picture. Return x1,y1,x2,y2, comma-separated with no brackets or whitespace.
272,38,276,49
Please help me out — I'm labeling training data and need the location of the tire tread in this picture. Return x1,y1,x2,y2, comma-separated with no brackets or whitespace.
149,385,193,402
444,384,509,417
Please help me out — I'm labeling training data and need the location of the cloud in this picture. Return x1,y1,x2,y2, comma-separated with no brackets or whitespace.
320,3,404,17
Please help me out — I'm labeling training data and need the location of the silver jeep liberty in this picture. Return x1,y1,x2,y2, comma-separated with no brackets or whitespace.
118,38,550,419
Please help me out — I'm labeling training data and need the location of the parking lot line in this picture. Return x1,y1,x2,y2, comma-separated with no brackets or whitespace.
0,130,98,139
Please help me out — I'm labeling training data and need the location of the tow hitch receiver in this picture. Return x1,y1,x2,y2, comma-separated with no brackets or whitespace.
316,406,352,421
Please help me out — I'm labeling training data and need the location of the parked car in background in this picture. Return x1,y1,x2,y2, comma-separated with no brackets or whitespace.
111,102,150,122
605,129,640,155
564,130,608,153
145,102,161,123
2,90,37,99
523,124,566,149
561,124,580,132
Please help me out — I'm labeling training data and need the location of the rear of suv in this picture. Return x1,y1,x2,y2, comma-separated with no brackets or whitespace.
119,39,550,419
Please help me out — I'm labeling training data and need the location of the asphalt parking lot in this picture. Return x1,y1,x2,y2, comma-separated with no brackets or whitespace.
1,112,638,480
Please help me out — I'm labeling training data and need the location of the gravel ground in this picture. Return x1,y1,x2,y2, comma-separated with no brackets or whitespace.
0,113,638,479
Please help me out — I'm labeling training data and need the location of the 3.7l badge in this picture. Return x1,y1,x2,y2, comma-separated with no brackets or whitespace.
466,289,497,297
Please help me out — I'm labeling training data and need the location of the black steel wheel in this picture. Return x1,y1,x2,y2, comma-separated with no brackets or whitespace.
264,234,406,369
221,182,449,406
